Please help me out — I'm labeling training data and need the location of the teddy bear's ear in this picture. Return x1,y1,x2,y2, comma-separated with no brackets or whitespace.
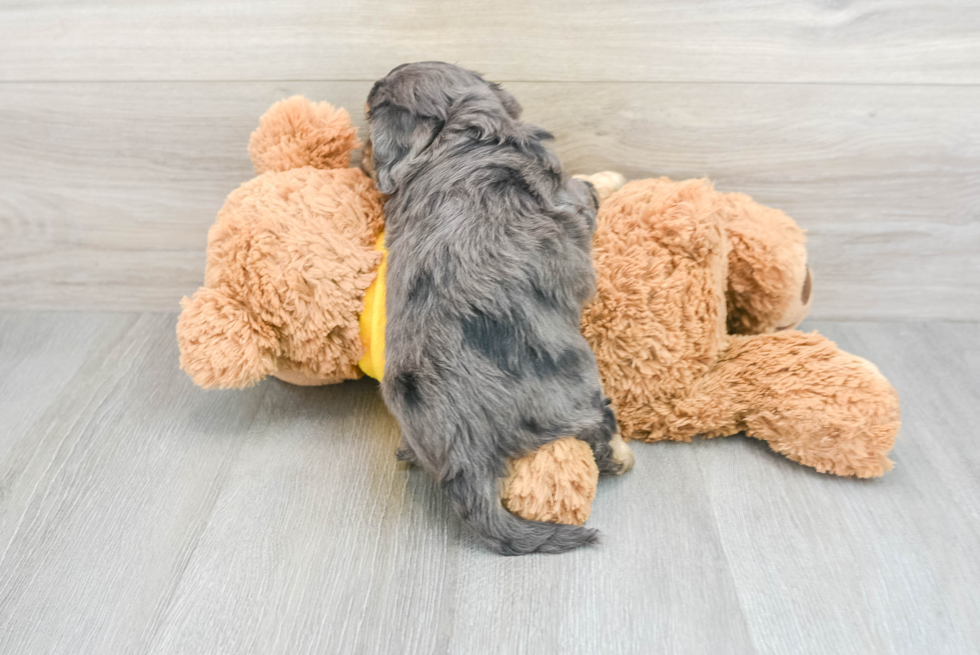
248,96,361,175
177,287,280,389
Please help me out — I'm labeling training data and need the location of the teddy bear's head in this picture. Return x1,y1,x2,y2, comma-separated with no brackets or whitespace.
177,97,384,389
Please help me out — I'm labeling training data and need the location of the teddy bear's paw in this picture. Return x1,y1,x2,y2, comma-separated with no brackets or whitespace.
790,438,896,479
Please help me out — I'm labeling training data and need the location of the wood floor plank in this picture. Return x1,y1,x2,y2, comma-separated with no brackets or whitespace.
688,320,980,654
0,313,267,655
2,82,976,319
1,0,978,84
0,312,136,454
143,368,755,654
0,312,141,553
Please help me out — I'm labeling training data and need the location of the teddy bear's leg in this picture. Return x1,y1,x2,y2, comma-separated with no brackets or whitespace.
582,177,732,443
672,331,901,477
718,191,812,334
581,177,900,477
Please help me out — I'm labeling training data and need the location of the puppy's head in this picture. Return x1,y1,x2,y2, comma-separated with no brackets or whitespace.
366,61,523,193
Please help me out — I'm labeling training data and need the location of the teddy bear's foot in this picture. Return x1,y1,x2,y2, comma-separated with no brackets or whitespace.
751,348,899,478
768,352,899,478
502,438,599,526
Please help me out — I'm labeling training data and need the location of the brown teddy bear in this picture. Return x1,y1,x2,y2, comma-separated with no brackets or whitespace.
178,97,901,528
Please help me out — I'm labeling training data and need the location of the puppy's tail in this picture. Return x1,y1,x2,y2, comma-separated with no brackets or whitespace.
444,467,600,555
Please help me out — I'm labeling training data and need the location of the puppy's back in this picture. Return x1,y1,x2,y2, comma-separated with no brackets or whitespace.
370,62,608,554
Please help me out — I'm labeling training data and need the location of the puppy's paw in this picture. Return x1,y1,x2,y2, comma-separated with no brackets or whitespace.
608,434,635,475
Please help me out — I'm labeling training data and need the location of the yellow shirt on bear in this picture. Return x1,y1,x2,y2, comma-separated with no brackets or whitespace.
357,232,388,380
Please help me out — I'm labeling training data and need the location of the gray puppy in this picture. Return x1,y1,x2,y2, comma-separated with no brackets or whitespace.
367,62,629,555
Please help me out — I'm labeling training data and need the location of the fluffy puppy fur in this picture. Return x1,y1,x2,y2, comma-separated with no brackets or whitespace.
367,62,625,555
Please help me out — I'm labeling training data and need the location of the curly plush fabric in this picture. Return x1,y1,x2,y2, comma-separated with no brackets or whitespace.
502,437,599,525
583,178,730,440
721,191,811,334
504,175,897,524
178,98,385,389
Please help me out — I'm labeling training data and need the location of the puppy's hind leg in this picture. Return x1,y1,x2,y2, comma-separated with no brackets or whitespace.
396,439,421,466
583,398,634,476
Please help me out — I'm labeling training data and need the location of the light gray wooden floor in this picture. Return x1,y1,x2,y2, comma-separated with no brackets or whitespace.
0,311,977,654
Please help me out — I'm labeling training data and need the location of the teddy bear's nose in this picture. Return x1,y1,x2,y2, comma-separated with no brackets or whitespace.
801,267,812,304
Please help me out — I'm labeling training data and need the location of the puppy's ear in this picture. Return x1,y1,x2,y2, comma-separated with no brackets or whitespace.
447,91,518,142
369,103,443,194
488,82,522,119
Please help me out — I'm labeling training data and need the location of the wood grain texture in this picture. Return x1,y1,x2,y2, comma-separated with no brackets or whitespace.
2,82,977,318
0,313,269,654
0,312,978,654
1,1,979,84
